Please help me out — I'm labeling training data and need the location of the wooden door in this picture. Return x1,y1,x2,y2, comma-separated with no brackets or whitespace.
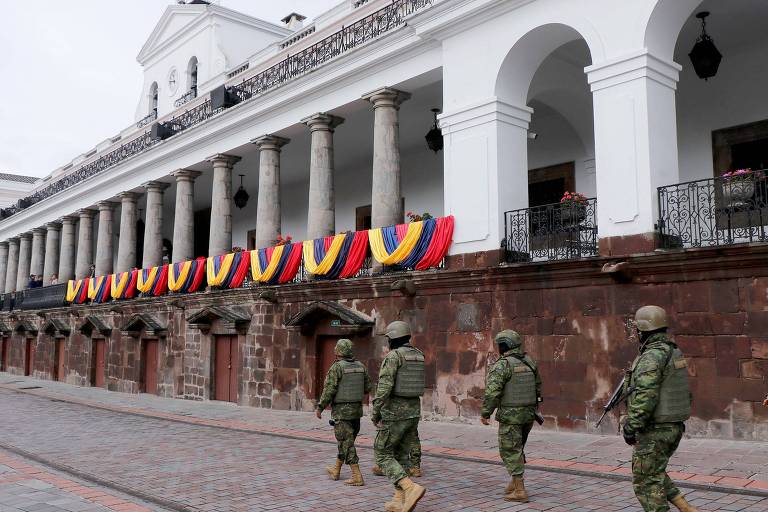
214,336,238,402
55,339,65,382
142,339,158,394
24,339,34,376
316,335,338,399
91,339,106,387
0,337,7,371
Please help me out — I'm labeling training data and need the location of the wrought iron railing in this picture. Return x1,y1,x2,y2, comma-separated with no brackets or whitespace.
0,0,434,222
20,283,67,310
657,173,768,249
174,89,197,108
136,109,157,128
503,199,598,263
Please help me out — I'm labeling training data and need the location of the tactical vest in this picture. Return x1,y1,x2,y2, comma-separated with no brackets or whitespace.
393,346,425,398
334,360,366,403
500,355,538,407
630,344,691,423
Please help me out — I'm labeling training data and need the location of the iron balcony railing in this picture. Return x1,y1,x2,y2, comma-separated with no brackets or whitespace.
0,283,67,312
174,88,197,108
0,0,433,221
503,199,598,263
657,172,768,249
136,109,157,128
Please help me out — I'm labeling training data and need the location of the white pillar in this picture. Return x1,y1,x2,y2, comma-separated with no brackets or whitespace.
207,154,241,257
252,135,290,250
302,113,344,240
142,181,170,268
75,209,96,279
0,242,8,292
586,51,681,253
16,232,32,291
439,98,532,254
58,216,77,281
171,169,201,262
116,192,139,273
95,201,117,276
29,228,46,278
5,238,19,293
43,223,61,285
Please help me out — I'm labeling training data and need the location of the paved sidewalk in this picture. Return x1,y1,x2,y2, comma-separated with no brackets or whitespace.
1,374,767,494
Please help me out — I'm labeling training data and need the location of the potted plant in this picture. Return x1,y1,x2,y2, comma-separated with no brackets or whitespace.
559,191,588,226
721,169,761,207
272,234,292,246
406,211,433,222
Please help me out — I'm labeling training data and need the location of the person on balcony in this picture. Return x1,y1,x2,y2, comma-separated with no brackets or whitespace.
49,274,58,285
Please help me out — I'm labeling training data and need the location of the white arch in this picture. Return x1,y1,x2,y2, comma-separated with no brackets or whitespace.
644,0,703,60
187,56,199,94
148,82,158,115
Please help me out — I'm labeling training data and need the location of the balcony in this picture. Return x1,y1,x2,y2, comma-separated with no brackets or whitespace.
0,283,67,312
657,172,768,249
503,199,598,263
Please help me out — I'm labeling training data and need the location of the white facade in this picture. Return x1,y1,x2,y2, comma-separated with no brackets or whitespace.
1,0,765,267
0,174,37,208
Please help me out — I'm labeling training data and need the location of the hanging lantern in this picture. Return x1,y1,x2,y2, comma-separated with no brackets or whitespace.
233,174,249,209
425,108,443,153
688,11,722,81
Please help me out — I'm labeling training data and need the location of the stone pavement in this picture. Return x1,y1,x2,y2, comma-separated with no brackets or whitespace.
0,386,767,512
1,375,766,493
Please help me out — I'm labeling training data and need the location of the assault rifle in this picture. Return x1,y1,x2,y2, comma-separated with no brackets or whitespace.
534,412,544,426
595,377,633,428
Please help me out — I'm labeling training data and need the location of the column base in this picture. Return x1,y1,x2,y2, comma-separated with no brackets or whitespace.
598,233,659,257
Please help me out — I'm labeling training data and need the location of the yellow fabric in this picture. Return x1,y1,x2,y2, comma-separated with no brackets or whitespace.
207,253,234,287
251,245,284,282
87,276,106,300
66,280,81,302
137,267,158,293
302,234,345,275
369,221,424,265
111,272,128,299
168,261,192,292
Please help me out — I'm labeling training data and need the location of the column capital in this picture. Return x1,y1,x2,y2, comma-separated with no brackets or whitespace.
31,227,47,236
76,208,96,218
362,87,411,109
7,236,19,244
301,112,345,132
18,232,32,240
0,241,8,248
96,200,118,211
251,134,290,151
585,50,681,92
171,169,203,181
439,97,532,135
143,181,171,193
60,215,77,225
118,191,140,203
45,222,62,231
206,153,242,167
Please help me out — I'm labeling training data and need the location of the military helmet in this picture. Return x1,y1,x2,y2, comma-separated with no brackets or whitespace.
385,320,411,340
495,329,522,349
334,338,354,358
635,305,668,332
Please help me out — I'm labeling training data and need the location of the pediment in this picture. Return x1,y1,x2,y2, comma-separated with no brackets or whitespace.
79,316,112,337
42,318,71,337
121,314,166,337
285,301,374,333
137,6,205,64
187,306,250,329
0,320,11,334
14,318,38,335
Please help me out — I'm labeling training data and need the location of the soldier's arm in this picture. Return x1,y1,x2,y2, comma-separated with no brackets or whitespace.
371,353,399,420
624,348,665,433
363,367,373,395
317,363,341,411
481,360,508,419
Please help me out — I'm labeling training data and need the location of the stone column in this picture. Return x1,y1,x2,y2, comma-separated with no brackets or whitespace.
142,181,169,268
171,169,202,262
0,242,8,293
75,209,96,279
16,232,32,291
362,87,411,229
5,238,19,293
302,113,344,240
58,216,77,281
206,154,241,257
43,223,61,284
251,135,290,250
95,201,117,276
29,228,46,278
116,192,139,272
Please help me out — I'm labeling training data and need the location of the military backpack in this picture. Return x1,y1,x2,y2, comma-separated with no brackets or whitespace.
334,360,366,403
393,346,426,398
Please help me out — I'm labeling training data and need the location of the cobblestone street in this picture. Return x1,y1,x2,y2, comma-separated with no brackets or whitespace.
0,386,767,511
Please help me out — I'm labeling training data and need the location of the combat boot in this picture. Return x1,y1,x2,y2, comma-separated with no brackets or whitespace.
326,459,343,481
372,465,384,476
504,476,529,503
408,467,422,478
384,488,404,512
398,477,426,512
344,464,364,486
671,495,700,512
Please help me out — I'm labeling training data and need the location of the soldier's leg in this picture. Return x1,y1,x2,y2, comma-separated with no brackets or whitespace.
498,423,525,476
336,420,360,465
374,419,411,486
520,421,533,465
410,427,422,471
632,429,674,512
663,426,685,503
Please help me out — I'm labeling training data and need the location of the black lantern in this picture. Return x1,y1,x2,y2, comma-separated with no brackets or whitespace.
233,174,249,209
688,11,722,81
425,108,443,153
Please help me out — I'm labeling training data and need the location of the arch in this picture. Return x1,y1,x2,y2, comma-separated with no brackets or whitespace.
187,56,199,95
149,82,159,115
644,0,703,60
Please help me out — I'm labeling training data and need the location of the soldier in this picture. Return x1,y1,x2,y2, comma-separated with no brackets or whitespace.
372,320,426,512
372,438,422,478
623,306,697,512
315,338,372,486
480,329,541,503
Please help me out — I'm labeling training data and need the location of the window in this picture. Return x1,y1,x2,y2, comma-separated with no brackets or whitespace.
187,57,198,97
149,82,158,115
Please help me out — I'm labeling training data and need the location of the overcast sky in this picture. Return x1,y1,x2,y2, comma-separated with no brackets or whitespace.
0,0,340,178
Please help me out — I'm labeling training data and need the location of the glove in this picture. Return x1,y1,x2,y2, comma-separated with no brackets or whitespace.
622,426,637,446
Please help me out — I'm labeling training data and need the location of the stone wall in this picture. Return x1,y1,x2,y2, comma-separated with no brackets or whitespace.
0,244,766,440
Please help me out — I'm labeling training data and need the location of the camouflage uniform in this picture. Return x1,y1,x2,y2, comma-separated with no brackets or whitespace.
372,343,423,486
481,346,541,477
624,332,691,512
317,346,372,465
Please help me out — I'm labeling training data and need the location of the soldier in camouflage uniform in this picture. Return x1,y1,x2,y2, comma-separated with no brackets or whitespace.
372,433,422,478
316,339,372,486
372,320,427,512
480,330,541,503
623,306,697,512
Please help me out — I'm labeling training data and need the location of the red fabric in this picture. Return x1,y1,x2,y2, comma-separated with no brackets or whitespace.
99,275,113,303
277,244,302,284
323,236,333,252
77,278,90,304
265,246,274,262
125,270,138,299
395,223,408,242
340,231,369,278
415,216,454,270
189,257,206,292
152,265,169,296
228,250,251,288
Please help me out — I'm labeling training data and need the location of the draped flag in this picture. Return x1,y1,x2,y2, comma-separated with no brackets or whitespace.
369,215,454,270
88,275,112,304
168,258,206,293
137,265,168,296
111,270,138,300
303,231,369,279
251,243,302,285
207,251,251,288
66,278,90,304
